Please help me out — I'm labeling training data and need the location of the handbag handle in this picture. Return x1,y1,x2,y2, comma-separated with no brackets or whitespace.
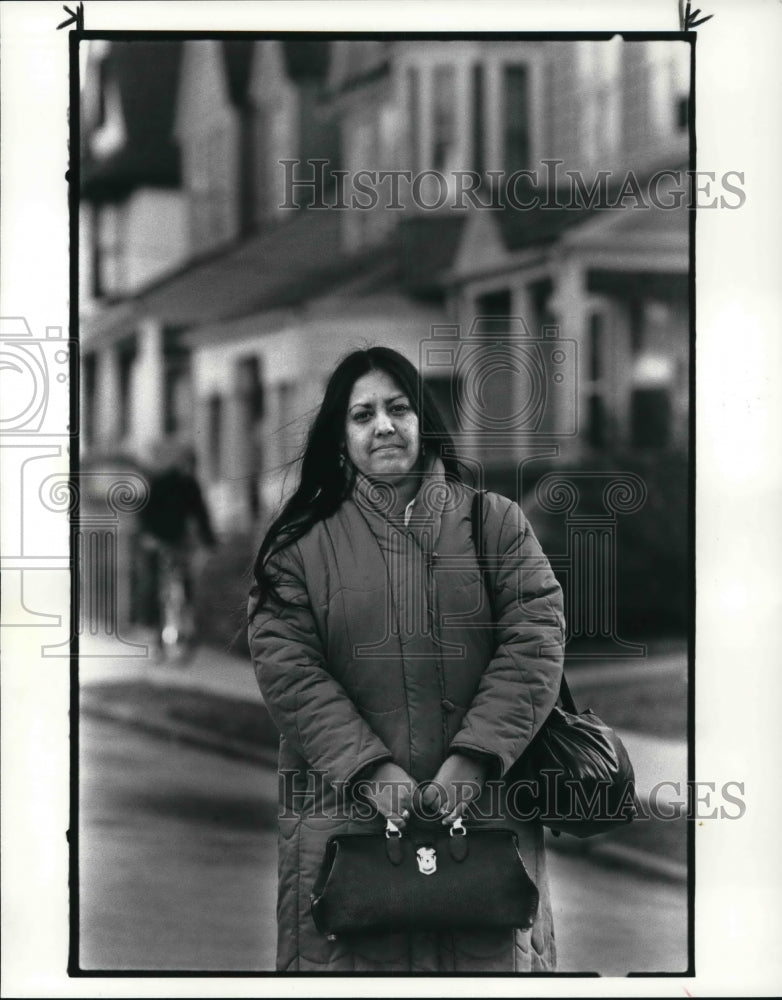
470,489,576,715
385,817,467,838
384,817,469,864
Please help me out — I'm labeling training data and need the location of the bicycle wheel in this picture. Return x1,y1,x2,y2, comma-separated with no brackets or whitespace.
159,552,190,661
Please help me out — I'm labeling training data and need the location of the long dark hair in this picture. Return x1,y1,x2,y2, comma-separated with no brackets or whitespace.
250,346,463,612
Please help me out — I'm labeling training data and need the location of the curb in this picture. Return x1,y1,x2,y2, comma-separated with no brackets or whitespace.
81,692,279,769
81,692,687,886
547,831,687,883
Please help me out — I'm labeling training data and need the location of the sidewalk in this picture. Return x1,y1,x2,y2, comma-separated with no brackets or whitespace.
79,633,258,700
79,632,688,883
80,632,276,765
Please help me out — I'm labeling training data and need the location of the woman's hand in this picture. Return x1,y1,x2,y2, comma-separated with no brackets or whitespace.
420,753,488,825
359,762,417,830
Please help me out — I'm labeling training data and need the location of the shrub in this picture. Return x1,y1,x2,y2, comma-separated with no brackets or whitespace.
523,450,689,637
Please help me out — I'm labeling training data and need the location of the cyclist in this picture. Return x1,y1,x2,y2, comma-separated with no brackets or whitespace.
136,440,217,660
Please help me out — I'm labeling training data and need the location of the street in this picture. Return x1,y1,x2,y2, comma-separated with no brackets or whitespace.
79,718,278,971
79,716,688,975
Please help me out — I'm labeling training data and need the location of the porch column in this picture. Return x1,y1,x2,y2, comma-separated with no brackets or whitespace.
263,382,282,470
222,382,254,531
132,318,165,454
260,382,286,511
509,280,535,446
94,344,122,450
549,256,587,442
191,391,211,485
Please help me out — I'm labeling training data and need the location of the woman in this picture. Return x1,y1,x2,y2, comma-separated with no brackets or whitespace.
248,347,565,972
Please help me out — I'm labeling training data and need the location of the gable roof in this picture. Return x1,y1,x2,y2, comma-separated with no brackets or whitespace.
497,165,692,251
396,214,468,295
497,199,600,251
83,203,470,344
328,39,391,94
85,208,390,338
81,41,183,201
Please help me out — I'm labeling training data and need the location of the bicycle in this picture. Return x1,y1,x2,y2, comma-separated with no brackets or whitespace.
158,544,196,662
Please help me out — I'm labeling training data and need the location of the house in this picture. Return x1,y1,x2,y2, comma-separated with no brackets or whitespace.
80,36,691,538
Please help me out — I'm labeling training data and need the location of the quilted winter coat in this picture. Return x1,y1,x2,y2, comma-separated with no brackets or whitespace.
248,463,566,972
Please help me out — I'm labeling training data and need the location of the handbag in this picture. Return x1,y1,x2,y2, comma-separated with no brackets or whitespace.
471,490,639,838
507,677,640,837
310,817,539,940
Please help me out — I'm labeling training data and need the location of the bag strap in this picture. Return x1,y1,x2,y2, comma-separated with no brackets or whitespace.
470,489,575,714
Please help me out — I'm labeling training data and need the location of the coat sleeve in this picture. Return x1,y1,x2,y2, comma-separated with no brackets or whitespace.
448,494,565,777
248,542,393,788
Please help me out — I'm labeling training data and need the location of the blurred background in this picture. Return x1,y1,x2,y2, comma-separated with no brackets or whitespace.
77,36,691,974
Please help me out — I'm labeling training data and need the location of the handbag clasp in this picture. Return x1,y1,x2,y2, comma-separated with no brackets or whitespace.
416,846,437,875
448,816,468,861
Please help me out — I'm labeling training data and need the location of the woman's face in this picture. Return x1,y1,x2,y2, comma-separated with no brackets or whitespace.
344,369,421,481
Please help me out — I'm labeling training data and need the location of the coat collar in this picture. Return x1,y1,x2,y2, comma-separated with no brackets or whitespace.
351,456,463,550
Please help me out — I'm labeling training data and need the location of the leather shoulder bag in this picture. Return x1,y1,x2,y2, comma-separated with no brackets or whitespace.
311,818,539,940
471,490,639,838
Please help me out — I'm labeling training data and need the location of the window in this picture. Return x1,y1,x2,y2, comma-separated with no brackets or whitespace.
189,126,234,252
589,313,603,382
629,298,644,357
579,41,622,163
207,395,223,480
252,106,270,221
588,395,607,449
343,117,378,246
646,41,690,137
474,289,512,329
432,65,456,171
278,381,297,463
530,277,555,331
629,302,676,449
253,98,297,221
407,66,421,174
237,357,264,519
117,343,135,440
96,58,108,127
94,204,124,298
343,106,397,247
473,289,514,429
630,388,671,448
237,356,264,424
423,375,462,437
503,65,531,174
89,207,102,299
162,329,191,436
87,46,126,162
82,352,97,449
676,96,689,131
471,64,485,176
163,364,191,436
584,310,613,450
378,104,399,171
